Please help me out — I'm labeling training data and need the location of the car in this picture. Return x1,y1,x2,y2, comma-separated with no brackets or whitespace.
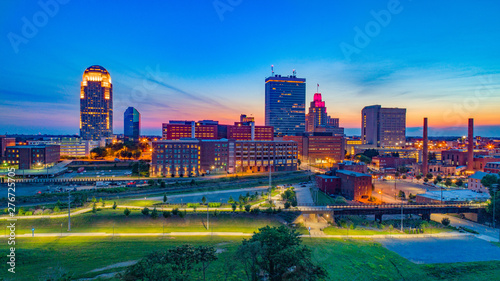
37,191,42,194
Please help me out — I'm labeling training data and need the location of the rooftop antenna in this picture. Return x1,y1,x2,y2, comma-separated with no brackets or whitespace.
292,69,296,76
271,65,274,76
317,83,319,93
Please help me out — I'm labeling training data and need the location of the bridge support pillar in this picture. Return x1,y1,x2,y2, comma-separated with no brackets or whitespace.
375,213,383,223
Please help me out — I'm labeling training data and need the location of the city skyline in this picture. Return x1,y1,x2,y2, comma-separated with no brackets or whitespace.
1,1,500,136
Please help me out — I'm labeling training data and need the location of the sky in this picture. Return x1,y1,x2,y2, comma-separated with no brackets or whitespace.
0,0,499,137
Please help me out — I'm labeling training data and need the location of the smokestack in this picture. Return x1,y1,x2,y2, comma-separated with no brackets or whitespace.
251,122,255,141
422,118,428,175
467,118,474,171
191,121,195,138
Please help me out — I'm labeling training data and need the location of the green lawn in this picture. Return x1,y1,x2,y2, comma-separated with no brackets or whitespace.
6,209,283,234
323,225,455,235
3,236,500,281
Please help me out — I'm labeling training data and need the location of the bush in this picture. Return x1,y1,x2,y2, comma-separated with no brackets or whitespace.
25,211,33,216
179,211,185,218
172,208,179,216
53,206,60,212
441,217,451,226
163,210,171,218
124,208,131,216
284,202,291,209
92,204,97,213
232,204,237,212
151,208,159,219
112,201,117,209
141,207,150,216
208,202,221,208
245,204,251,212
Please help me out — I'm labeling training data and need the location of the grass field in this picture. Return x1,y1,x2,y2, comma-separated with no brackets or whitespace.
5,209,283,234
323,225,455,235
2,236,500,281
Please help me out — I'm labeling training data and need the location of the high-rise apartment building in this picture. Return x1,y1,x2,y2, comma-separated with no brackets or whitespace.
80,65,113,141
124,107,141,142
265,74,306,136
361,105,406,148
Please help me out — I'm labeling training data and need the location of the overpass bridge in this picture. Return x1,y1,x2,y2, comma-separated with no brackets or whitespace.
293,203,486,221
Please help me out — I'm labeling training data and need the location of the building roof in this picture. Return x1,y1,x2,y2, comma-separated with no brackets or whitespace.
469,171,498,180
317,175,339,179
7,145,58,149
417,189,490,202
336,170,371,177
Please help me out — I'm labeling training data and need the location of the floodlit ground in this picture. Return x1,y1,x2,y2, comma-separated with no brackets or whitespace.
378,236,500,264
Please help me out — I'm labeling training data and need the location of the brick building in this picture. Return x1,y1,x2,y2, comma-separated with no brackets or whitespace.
316,175,341,195
372,156,416,169
334,170,372,201
0,136,16,159
283,132,344,164
4,145,60,169
484,162,500,174
441,149,488,167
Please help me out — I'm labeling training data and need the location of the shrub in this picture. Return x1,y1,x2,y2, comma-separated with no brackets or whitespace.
208,202,221,208
179,211,185,218
141,207,150,216
151,208,159,219
24,211,33,216
244,204,251,212
124,208,131,216
284,202,291,209
441,217,450,226
232,204,237,212
112,201,117,209
172,208,179,216
92,203,97,213
163,210,171,218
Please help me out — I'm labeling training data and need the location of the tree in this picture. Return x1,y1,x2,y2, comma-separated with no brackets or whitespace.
172,208,179,216
416,175,422,180
148,179,155,186
142,207,150,216
101,198,106,208
441,217,450,226
426,173,433,179
151,207,159,219
402,175,407,179
91,196,97,203
202,196,207,204
436,175,443,182
398,190,406,200
284,202,291,209
53,206,60,212
236,226,327,281
245,204,251,212
232,204,237,212
228,196,235,204
424,178,429,183
433,179,439,185
355,154,372,165
160,181,166,188
445,178,452,187
121,245,217,281
90,147,107,159
163,193,168,203
363,149,379,158
163,210,171,218
112,201,117,209
481,174,500,197
124,208,131,217
92,203,97,213
196,246,218,281
456,179,464,187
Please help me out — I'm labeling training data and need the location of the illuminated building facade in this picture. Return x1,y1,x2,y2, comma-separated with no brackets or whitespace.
0,136,16,159
150,139,298,177
265,74,306,136
283,132,345,164
5,145,60,169
124,107,141,142
80,65,113,141
362,105,406,148
162,121,218,140
306,93,328,132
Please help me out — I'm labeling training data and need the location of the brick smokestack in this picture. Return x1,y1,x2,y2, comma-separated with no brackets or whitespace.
467,118,474,171
422,118,428,175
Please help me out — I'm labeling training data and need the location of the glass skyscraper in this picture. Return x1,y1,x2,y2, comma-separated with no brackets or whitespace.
80,65,113,141
124,107,141,142
265,74,306,136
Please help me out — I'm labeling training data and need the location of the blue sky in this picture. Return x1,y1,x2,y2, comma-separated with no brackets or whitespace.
1,0,499,136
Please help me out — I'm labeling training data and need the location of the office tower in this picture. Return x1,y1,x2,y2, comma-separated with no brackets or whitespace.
124,107,141,142
80,65,113,141
467,118,474,171
306,93,328,132
240,114,255,123
361,105,406,148
422,118,429,175
265,73,306,136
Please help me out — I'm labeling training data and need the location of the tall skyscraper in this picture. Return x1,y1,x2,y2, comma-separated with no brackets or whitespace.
124,107,141,142
361,105,406,148
305,93,344,135
80,65,113,141
265,73,306,136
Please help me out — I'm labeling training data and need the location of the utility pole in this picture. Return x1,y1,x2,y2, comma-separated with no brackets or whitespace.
268,161,272,203
67,191,71,231
207,205,209,230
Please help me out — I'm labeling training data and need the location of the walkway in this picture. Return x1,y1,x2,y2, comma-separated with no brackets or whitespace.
432,213,500,242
